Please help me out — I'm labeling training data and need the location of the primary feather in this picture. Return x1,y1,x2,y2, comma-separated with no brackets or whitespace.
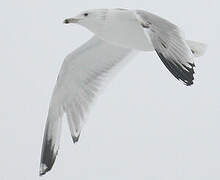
135,10,195,85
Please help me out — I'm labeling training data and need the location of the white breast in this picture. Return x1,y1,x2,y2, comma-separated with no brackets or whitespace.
97,10,154,51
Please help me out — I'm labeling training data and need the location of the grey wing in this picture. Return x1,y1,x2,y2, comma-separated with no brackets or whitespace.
39,36,136,176
136,10,195,86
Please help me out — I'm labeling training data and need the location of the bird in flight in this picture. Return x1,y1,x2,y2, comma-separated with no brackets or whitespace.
39,8,206,176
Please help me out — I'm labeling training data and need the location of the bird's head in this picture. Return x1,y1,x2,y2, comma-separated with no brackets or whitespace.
63,9,108,34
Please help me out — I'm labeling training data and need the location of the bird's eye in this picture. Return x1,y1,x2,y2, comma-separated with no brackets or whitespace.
84,13,88,17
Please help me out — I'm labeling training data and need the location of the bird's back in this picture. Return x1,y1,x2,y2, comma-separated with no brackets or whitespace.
97,9,154,51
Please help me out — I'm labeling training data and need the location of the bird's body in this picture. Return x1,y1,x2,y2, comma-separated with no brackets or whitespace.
97,9,153,50
40,8,207,176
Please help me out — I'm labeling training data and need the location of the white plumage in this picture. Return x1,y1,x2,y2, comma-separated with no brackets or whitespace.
40,8,206,176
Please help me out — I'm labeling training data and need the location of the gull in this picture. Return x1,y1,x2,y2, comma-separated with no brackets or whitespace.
39,8,206,176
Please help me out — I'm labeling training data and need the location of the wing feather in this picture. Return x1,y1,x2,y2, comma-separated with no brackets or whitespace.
136,10,195,86
40,36,136,176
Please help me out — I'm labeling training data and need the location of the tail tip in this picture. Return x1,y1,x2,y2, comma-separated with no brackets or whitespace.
187,40,207,57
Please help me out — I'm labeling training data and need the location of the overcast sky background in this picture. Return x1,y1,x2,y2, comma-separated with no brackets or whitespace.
1,0,220,179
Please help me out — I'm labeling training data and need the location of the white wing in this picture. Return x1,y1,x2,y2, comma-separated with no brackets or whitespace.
136,10,195,86
40,36,136,176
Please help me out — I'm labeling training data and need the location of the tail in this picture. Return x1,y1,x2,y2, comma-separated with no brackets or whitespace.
39,104,64,176
186,40,207,57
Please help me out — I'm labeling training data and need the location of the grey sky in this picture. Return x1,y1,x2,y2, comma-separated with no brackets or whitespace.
1,0,220,179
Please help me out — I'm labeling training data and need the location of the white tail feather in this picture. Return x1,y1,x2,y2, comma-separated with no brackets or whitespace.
186,40,207,57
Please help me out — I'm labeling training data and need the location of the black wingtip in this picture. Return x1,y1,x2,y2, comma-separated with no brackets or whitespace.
39,162,53,176
156,51,195,86
63,19,70,24
72,134,80,143
39,165,49,176
40,139,58,176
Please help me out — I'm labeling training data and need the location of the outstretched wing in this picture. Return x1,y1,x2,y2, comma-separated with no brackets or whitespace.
136,10,195,86
40,36,136,176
